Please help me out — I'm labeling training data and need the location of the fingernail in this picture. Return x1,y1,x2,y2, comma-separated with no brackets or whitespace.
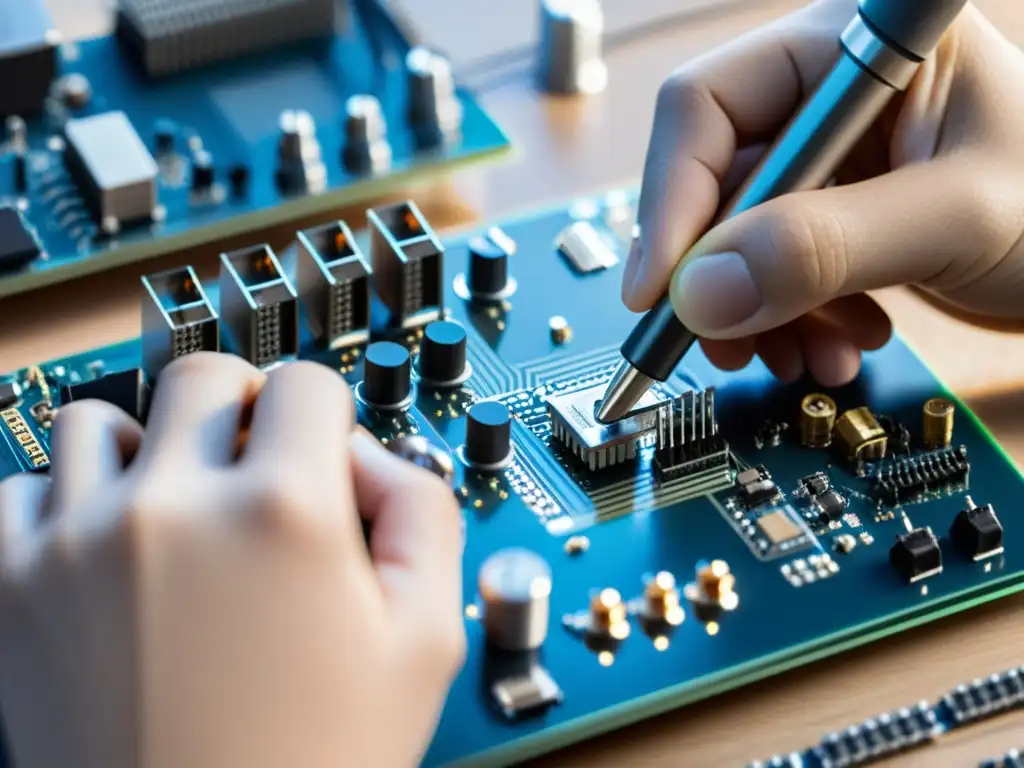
670,252,761,331
622,238,643,305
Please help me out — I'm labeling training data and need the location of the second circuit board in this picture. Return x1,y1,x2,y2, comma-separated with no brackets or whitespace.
0,0,509,297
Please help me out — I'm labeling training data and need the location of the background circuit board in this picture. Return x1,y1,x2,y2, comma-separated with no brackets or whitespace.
1,188,1022,767
0,0,509,298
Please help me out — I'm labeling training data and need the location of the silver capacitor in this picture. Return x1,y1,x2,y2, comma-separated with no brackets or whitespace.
342,94,391,174
406,46,463,142
478,548,552,652
276,110,326,194
537,0,608,95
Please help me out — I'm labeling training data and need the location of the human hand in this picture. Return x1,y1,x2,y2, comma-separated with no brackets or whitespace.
0,353,465,768
624,0,1024,386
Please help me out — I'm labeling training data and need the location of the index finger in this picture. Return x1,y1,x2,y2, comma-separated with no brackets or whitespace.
627,0,852,311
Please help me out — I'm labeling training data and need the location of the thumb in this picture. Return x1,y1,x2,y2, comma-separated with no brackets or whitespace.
349,432,463,618
668,153,1018,339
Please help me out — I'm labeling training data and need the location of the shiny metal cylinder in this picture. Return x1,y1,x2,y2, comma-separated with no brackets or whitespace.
922,398,954,449
537,0,607,95
406,47,462,138
342,95,391,174
607,6,943,425
720,18,916,220
800,393,837,448
479,548,552,651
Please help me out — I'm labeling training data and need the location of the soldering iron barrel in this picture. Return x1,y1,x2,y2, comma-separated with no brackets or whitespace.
619,8,931,384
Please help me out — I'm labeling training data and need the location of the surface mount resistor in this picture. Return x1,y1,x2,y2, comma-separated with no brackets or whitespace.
922,397,954,449
799,393,836,448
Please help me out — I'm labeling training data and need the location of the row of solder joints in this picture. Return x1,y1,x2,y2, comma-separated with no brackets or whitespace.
141,200,443,382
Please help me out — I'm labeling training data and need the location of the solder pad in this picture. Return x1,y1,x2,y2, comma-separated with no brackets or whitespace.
3,187,1024,768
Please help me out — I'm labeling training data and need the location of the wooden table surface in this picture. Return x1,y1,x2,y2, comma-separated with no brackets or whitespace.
8,1,1024,765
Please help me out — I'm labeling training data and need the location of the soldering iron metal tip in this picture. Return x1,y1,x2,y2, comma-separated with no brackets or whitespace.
596,361,655,424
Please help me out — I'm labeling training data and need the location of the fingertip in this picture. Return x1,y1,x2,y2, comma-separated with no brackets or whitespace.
0,473,49,565
620,238,645,310
699,337,757,371
755,327,805,383
798,322,863,387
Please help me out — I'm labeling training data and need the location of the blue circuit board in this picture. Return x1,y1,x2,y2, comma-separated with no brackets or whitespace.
1,188,1022,768
0,0,509,298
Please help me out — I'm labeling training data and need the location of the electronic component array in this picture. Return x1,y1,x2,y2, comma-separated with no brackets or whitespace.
1,188,1021,767
0,0,508,297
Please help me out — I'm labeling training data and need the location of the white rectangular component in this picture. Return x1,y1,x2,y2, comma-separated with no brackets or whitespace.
64,111,158,226
547,383,662,471
556,221,619,273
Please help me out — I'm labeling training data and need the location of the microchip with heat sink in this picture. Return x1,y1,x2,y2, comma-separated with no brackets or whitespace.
116,0,339,77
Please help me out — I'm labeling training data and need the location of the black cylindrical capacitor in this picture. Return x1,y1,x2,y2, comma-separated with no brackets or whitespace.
468,235,509,298
154,120,176,153
419,321,468,384
192,151,215,191
465,401,512,467
363,341,412,408
13,150,27,194
228,165,249,197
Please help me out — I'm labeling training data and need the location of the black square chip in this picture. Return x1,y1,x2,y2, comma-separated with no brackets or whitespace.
0,208,40,273
0,0,59,116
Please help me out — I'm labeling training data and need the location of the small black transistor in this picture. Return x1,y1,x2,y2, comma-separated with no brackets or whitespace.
0,380,20,409
801,472,830,496
0,208,41,273
889,527,942,583
814,489,847,522
949,499,1004,561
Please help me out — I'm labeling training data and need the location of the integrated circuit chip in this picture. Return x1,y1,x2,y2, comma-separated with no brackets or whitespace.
547,383,662,470
116,0,338,77
0,207,41,273
64,111,159,228
758,510,804,547
0,0,59,116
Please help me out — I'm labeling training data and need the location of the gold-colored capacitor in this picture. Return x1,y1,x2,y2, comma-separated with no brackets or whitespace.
697,559,735,602
589,588,630,639
922,398,955,449
800,393,837,448
644,571,684,625
549,315,572,344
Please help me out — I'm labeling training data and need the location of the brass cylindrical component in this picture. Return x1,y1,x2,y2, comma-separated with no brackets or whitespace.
922,398,954,449
644,571,681,621
698,560,734,602
800,393,837,448
589,588,627,634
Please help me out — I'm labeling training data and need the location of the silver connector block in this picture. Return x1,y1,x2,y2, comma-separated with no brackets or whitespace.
295,219,373,349
141,265,219,382
219,244,299,367
368,200,444,329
